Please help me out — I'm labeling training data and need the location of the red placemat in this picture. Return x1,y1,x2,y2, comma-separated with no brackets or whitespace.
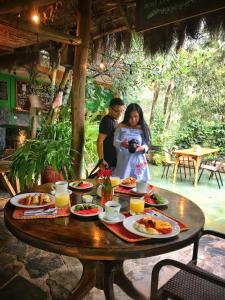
115,185,154,196
101,207,188,243
13,205,71,220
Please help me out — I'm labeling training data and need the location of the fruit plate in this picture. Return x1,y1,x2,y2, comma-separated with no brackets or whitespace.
123,214,180,238
10,193,55,209
144,194,168,207
119,183,136,188
71,204,103,217
69,181,93,190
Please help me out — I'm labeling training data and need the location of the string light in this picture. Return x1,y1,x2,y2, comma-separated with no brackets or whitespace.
99,60,105,70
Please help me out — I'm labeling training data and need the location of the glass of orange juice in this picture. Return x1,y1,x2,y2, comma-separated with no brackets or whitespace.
130,198,145,215
55,192,70,208
110,176,120,188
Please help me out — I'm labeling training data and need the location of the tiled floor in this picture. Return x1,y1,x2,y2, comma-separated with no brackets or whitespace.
0,166,224,299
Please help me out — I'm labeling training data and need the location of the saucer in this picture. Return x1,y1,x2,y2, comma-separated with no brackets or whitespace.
51,189,72,196
98,212,125,224
131,188,148,195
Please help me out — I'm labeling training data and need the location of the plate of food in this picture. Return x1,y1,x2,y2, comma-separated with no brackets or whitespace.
69,181,93,190
143,193,168,207
123,214,180,238
71,203,103,217
10,193,54,209
120,177,136,188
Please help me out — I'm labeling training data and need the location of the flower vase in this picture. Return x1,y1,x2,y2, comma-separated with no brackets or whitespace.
100,179,113,206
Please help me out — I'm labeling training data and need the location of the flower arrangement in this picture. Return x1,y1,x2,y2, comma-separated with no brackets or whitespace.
97,169,113,205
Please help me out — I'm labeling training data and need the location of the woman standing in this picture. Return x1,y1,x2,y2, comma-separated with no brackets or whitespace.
113,103,151,180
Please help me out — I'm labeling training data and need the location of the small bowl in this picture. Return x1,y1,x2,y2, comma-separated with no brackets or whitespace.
82,194,93,203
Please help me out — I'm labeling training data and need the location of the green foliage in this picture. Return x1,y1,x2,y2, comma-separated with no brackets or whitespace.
10,107,74,190
175,119,225,152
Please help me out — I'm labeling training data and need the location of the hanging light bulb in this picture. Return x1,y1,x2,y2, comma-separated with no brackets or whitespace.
99,60,105,70
31,9,40,24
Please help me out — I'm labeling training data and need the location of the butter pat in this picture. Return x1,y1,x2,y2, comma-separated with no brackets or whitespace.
82,195,93,203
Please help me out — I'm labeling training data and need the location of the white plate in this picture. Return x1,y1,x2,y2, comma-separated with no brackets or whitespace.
120,183,136,188
98,212,125,224
10,193,55,209
69,181,93,190
123,214,180,238
51,189,72,196
71,204,103,217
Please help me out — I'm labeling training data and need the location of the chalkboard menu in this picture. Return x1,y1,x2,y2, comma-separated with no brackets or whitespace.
0,80,8,101
16,80,52,111
16,80,30,111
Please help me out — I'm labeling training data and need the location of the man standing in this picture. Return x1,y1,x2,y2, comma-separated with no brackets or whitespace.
97,98,125,170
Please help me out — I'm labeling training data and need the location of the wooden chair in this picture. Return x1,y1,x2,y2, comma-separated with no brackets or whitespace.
198,157,225,188
150,230,225,300
0,149,20,196
161,149,183,180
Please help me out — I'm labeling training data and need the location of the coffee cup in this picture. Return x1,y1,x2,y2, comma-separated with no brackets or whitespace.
104,201,121,221
54,181,68,193
136,180,148,193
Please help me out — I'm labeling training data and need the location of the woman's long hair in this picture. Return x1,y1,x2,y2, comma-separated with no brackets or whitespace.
122,103,151,145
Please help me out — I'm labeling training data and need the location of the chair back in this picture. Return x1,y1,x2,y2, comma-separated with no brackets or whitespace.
163,148,172,163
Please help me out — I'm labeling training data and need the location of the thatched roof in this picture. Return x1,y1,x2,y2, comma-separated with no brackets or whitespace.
0,0,225,61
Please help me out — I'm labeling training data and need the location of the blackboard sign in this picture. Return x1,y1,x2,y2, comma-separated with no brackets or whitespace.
0,80,8,101
16,80,30,111
136,0,224,32
16,80,52,111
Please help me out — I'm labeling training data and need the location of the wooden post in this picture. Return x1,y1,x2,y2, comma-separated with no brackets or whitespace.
71,0,91,178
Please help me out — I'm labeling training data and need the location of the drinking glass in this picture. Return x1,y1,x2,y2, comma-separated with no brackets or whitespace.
55,191,70,208
110,176,120,188
130,198,145,215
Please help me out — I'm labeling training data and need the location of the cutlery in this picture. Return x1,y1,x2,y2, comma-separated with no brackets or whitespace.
24,208,57,215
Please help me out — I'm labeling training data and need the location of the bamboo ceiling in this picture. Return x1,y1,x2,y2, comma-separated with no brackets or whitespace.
0,0,225,60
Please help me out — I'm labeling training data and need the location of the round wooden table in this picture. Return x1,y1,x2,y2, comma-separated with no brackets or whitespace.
4,184,205,300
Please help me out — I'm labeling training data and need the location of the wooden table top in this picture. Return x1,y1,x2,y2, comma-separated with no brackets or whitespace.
4,184,205,261
174,147,219,157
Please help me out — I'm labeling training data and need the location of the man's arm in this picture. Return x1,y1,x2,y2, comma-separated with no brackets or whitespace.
97,133,108,168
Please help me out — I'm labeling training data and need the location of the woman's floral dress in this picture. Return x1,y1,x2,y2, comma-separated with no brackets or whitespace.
113,127,150,181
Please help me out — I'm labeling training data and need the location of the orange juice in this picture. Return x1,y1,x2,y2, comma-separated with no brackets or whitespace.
130,198,144,215
110,177,120,188
55,192,70,208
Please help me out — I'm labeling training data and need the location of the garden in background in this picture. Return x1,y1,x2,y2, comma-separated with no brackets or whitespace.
84,34,225,168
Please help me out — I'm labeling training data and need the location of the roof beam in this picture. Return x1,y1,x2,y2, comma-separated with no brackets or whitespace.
136,0,225,32
93,25,127,40
116,0,132,30
0,0,58,15
0,20,81,46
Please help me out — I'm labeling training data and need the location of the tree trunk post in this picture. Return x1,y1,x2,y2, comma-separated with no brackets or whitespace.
71,0,92,178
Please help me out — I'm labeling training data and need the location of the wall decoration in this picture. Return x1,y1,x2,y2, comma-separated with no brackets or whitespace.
0,80,9,101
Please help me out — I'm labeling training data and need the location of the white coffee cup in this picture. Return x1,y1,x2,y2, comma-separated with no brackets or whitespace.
136,180,148,193
54,181,68,193
104,201,121,221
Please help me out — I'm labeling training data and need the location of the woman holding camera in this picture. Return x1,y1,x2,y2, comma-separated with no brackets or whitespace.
113,103,150,180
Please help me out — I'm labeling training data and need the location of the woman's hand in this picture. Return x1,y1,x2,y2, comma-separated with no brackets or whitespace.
135,145,145,152
121,139,129,148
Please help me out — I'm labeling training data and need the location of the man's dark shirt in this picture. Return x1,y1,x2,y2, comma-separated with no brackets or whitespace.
99,115,117,167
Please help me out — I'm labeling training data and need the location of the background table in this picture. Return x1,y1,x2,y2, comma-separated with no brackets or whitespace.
4,184,205,300
173,148,219,187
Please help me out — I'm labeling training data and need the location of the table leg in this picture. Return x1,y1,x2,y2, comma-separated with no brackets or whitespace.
114,261,147,300
69,260,147,300
194,156,201,187
69,261,96,300
172,156,180,184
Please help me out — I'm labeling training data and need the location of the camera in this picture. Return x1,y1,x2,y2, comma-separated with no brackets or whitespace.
128,139,138,153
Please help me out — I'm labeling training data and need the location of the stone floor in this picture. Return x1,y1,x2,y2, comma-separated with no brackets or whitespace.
0,166,225,299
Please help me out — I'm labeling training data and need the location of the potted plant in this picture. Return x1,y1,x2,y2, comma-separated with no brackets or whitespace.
10,107,75,191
